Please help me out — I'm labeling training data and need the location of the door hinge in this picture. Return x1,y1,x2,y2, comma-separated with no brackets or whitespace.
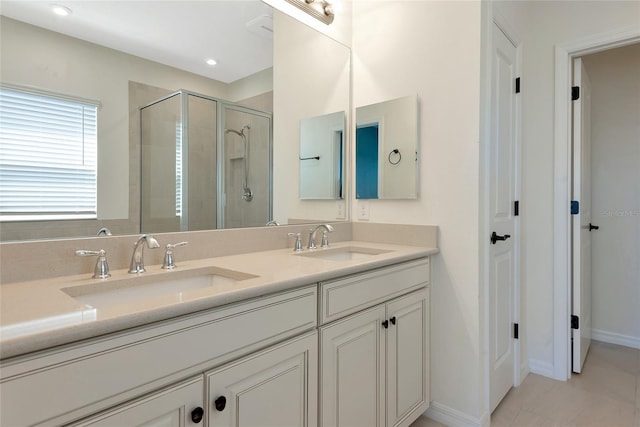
514,200,520,216
571,315,580,330
572,86,580,101
515,77,521,94
514,323,519,339
571,200,580,215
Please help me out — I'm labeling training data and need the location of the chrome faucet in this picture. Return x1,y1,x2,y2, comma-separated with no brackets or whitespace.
96,227,112,236
307,224,334,249
128,234,160,273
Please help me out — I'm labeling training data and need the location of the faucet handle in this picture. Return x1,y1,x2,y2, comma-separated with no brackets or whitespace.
321,230,330,248
288,233,303,252
162,242,188,269
76,249,111,279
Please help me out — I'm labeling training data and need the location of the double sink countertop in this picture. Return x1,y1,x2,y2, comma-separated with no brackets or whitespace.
0,241,438,360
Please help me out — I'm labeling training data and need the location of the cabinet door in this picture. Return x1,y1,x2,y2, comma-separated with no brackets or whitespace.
70,376,204,427
206,332,317,427
386,290,429,427
320,305,386,427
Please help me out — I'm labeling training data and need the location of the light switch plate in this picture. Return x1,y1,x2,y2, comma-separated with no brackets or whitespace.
336,201,345,219
357,200,369,220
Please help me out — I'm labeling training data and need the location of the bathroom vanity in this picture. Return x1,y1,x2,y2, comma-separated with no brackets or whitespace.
0,242,436,427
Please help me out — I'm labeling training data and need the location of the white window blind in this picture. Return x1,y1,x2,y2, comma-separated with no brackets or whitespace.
176,122,182,217
0,85,98,221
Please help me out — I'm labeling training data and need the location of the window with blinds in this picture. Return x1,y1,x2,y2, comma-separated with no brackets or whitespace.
0,85,99,221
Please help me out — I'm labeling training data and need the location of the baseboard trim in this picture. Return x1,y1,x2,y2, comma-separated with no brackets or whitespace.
424,401,486,427
518,362,530,386
592,329,640,350
528,359,554,378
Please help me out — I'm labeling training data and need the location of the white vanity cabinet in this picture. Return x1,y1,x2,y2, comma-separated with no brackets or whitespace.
0,286,317,427
319,259,430,427
206,331,317,427
70,332,318,427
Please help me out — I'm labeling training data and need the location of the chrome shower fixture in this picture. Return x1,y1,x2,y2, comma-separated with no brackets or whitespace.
284,0,335,25
224,124,253,202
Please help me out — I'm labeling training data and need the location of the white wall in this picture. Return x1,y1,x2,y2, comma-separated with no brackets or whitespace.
352,1,483,422
583,44,640,349
491,1,640,376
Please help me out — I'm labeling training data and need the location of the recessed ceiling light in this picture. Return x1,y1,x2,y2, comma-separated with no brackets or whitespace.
51,4,72,16
206,59,217,66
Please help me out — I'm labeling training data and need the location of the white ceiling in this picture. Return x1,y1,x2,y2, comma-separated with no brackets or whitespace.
0,0,274,83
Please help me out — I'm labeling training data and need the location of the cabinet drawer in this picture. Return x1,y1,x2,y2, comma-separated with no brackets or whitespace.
1,286,317,427
319,258,428,324
68,376,204,427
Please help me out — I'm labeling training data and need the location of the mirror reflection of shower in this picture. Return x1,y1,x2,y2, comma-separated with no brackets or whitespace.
140,90,272,233
224,124,253,202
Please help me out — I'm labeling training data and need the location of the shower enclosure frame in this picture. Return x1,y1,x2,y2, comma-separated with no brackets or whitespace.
139,89,273,232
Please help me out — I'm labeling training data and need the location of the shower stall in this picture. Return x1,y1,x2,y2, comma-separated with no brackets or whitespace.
140,90,272,232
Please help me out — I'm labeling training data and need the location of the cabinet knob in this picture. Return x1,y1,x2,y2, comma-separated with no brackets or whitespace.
191,407,204,423
390,316,396,325
382,320,389,329
214,396,227,411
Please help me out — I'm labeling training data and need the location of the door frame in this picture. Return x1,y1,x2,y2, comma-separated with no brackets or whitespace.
552,27,640,381
480,5,522,418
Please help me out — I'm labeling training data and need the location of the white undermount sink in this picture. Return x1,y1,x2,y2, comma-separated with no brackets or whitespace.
297,246,392,261
62,266,258,309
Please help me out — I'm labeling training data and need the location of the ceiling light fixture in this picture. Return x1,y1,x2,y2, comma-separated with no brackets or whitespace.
284,0,335,25
206,59,217,66
51,4,72,16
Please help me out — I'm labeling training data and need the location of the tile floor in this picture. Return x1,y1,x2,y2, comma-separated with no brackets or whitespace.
410,340,640,427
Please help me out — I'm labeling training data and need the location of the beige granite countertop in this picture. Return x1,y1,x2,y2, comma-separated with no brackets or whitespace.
0,241,438,360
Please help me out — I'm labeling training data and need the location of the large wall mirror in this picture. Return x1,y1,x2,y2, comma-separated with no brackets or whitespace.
355,95,418,199
0,0,351,241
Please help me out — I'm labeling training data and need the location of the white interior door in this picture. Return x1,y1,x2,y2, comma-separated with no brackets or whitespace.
571,57,593,374
489,23,518,413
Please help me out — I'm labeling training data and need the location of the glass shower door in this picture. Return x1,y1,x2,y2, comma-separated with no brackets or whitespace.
220,105,272,229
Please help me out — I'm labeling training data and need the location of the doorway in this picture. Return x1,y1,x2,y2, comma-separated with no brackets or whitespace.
553,30,640,381
573,44,640,367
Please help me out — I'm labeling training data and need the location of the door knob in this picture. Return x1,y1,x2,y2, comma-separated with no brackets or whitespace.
389,316,396,325
490,232,511,245
382,319,389,329
589,223,599,231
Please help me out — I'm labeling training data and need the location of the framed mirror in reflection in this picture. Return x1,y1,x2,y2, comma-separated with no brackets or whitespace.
0,1,350,242
355,95,418,200
299,111,344,200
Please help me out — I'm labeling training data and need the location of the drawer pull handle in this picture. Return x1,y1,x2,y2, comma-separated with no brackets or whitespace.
382,320,389,329
214,396,227,411
390,316,396,325
191,407,204,423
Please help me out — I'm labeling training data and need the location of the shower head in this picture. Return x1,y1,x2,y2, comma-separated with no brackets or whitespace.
224,124,251,136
